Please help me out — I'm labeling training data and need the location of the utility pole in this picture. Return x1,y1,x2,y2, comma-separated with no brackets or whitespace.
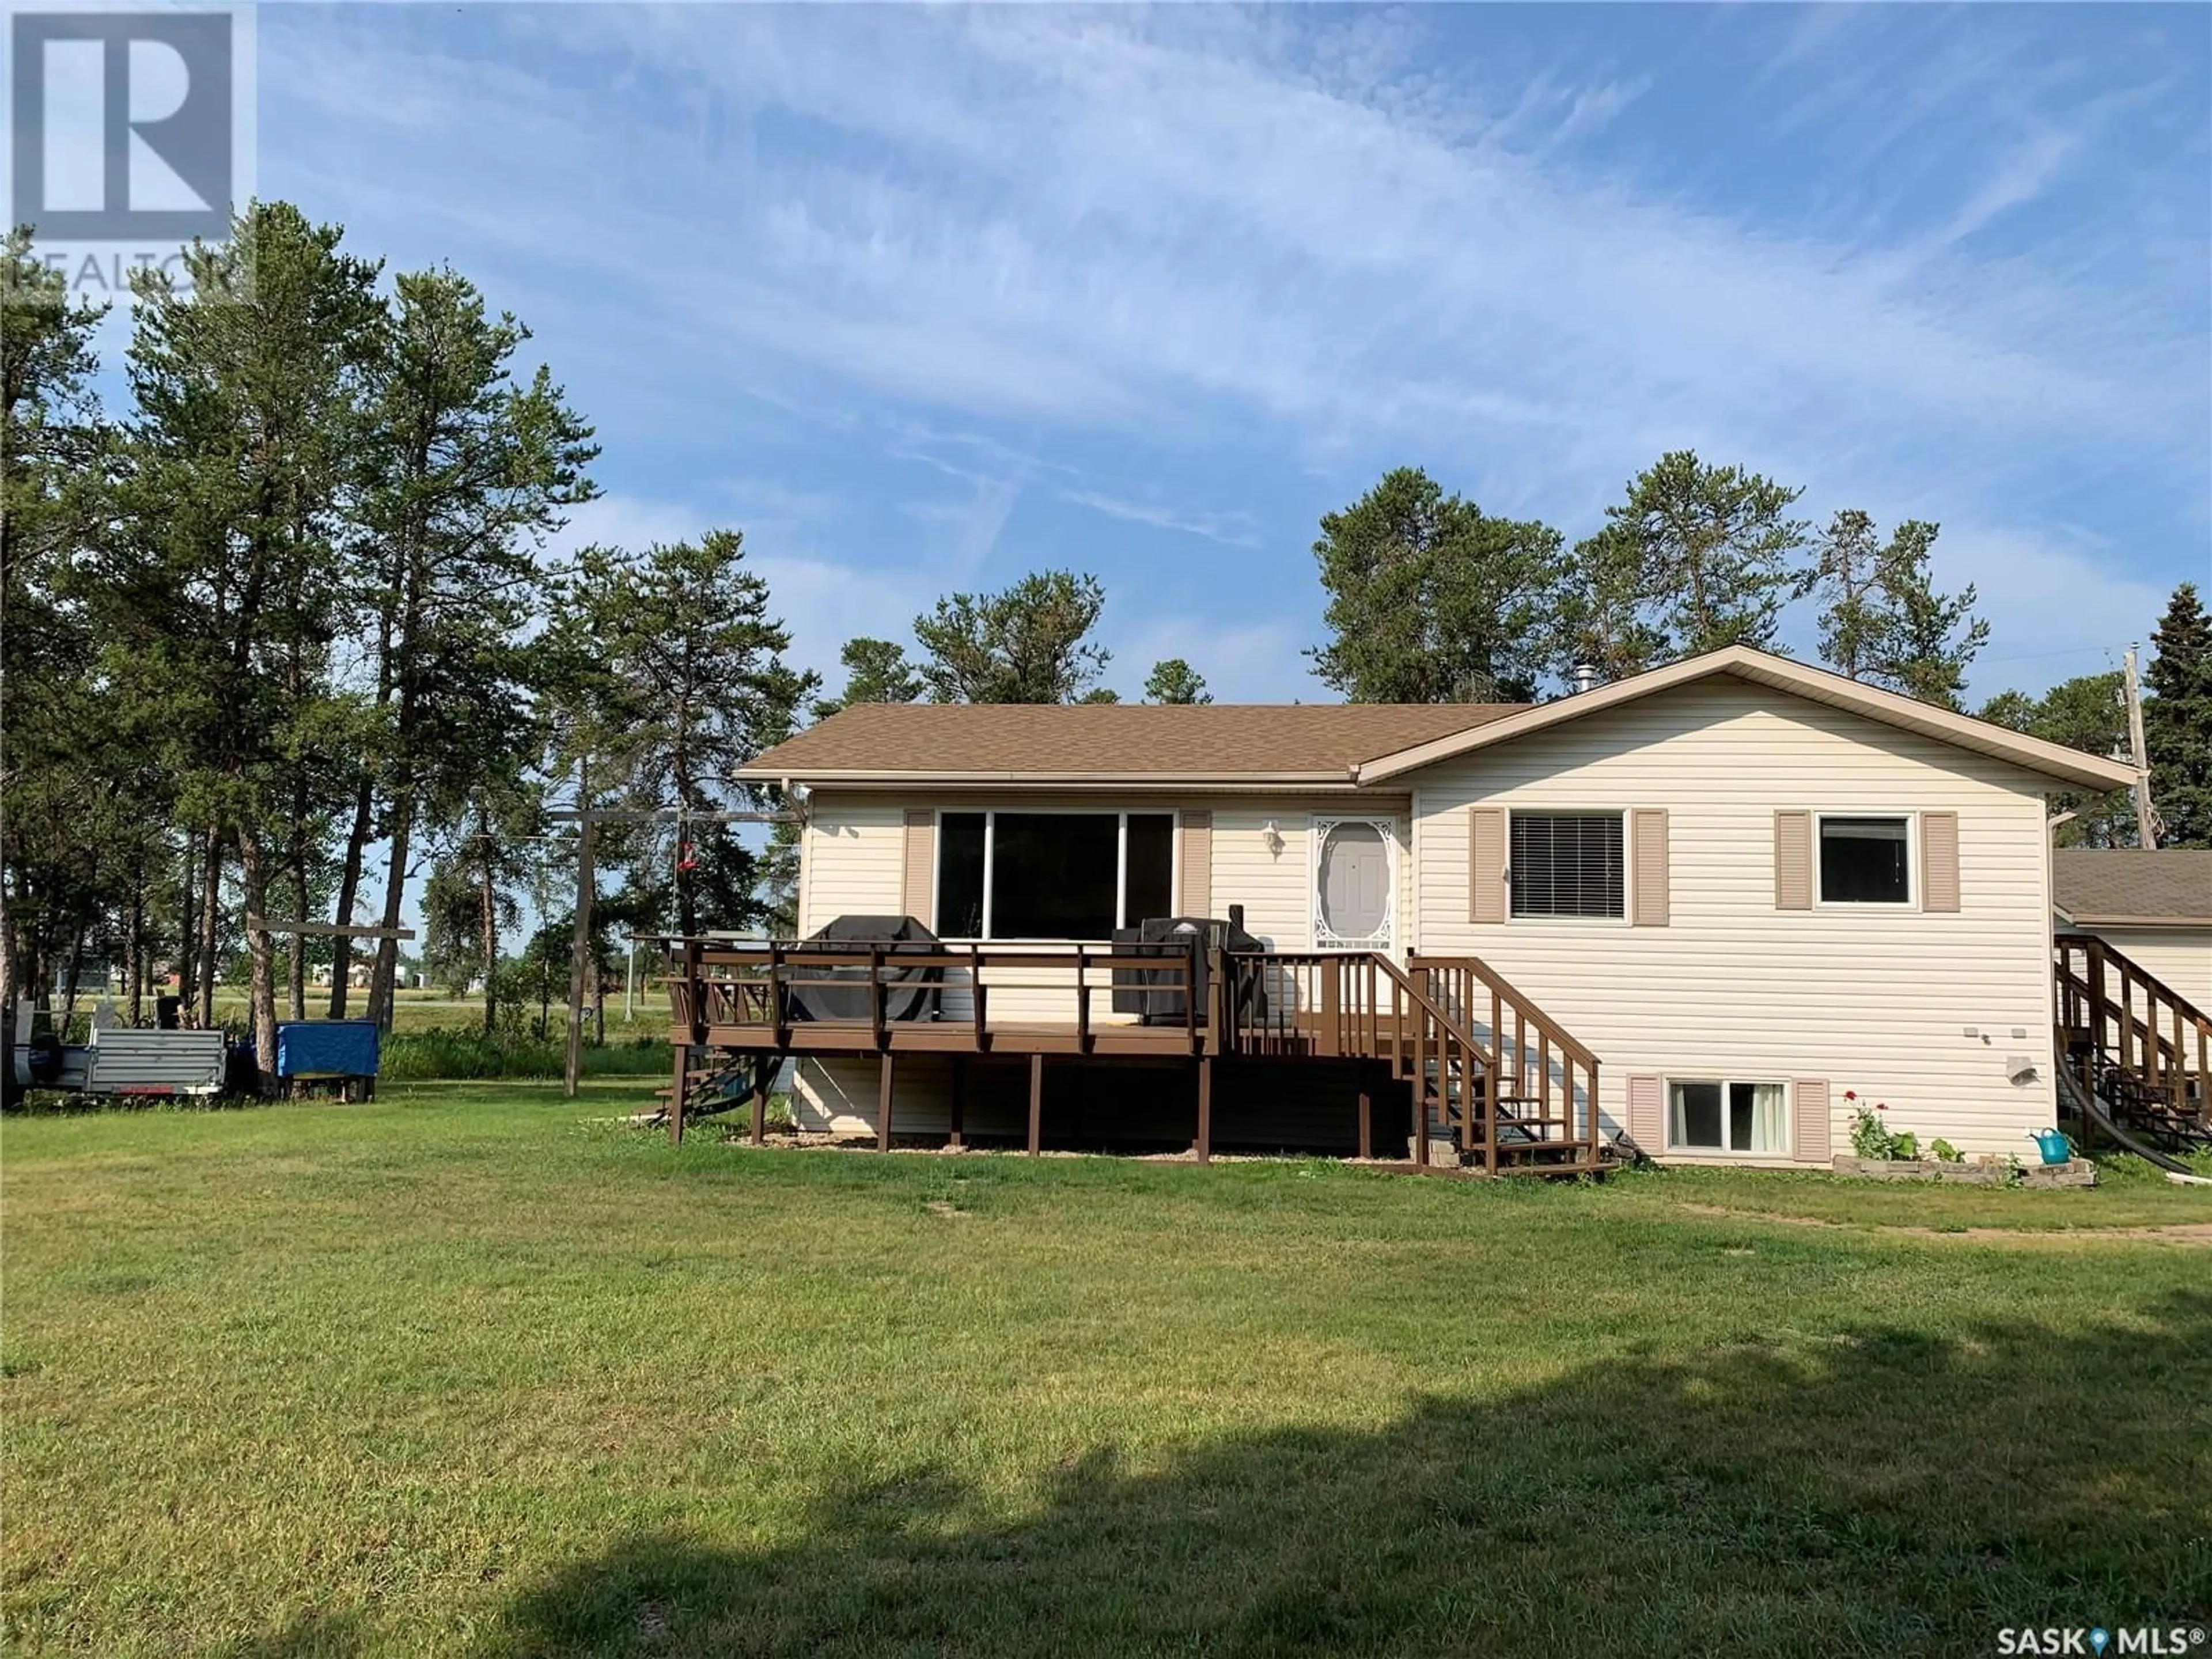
2123,644,2159,851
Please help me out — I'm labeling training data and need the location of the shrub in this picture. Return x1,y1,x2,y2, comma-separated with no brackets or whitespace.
380,1026,671,1082
1929,1138,1961,1164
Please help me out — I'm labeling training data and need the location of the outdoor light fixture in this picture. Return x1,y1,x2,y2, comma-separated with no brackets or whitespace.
1262,819,1285,856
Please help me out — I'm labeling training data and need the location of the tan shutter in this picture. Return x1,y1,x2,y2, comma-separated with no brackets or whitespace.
1179,810,1213,916
1627,1074,1663,1153
901,809,935,926
1920,812,1960,913
1468,807,1507,923
1774,810,1813,910
1630,808,1669,927
1791,1077,1831,1164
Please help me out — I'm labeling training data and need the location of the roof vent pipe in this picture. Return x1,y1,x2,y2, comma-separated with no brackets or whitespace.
1571,662,1601,695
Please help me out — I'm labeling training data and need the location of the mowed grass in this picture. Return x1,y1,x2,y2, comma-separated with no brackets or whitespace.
3,1086,2208,1657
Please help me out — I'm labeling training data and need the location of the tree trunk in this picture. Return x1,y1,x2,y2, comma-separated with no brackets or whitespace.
328,779,373,1017
285,839,309,1022
368,791,414,1032
195,825,222,1028
59,923,86,1024
237,828,280,1096
0,861,16,1028
478,832,499,1036
126,870,145,1025
177,831,197,1011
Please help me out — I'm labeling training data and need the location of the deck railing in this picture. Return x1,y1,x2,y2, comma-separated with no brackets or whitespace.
2053,932,2211,1149
657,937,1603,1172
1222,949,1602,1172
662,936,1210,1054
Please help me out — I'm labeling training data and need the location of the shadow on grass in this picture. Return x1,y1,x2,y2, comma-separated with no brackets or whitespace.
254,1293,2212,1658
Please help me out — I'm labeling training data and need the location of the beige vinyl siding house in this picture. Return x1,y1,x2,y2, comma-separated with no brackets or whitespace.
2052,849,2212,1008
738,647,2137,1162
1408,677,2061,1162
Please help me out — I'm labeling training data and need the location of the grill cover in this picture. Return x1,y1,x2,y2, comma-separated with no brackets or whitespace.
1111,915,1267,1023
785,915,944,1023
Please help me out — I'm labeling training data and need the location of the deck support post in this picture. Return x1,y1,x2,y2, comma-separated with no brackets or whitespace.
1357,1069,1373,1161
1028,1054,1044,1156
949,1057,965,1150
670,1043,687,1146
877,1051,896,1152
1195,1056,1213,1164
750,1059,769,1146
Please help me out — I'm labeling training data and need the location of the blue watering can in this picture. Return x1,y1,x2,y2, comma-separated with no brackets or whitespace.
2027,1128,2071,1166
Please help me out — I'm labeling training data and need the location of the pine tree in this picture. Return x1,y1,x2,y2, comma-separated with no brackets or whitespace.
1608,451,1808,658
1550,523,1664,687
107,204,382,1085
1810,510,1882,681
1981,675,2134,847
1859,521,1987,710
550,531,815,940
1309,468,1559,702
1143,659,1210,704
812,637,921,719
354,268,598,1027
914,571,1111,704
2144,582,2212,847
0,229,111,1018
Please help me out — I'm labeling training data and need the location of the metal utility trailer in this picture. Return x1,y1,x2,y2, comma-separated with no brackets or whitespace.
6,1001,226,1101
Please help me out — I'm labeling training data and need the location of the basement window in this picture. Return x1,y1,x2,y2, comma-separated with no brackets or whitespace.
1669,1079,1788,1155
936,812,1176,941
1509,812,1624,919
1819,816,1911,905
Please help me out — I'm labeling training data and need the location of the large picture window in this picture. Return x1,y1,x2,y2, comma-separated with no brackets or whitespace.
1669,1078,1787,1154
935,812,1176,940
1819,815,1911,904
1510,812,1624,919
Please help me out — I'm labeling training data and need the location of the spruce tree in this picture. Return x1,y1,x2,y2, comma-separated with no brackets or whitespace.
2144,582,2212,847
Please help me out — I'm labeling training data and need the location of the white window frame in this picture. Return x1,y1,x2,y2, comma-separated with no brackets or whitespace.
1665,1075,1793,1158
1813,811,1918,910
1506,807,1629,925
1310,815,1397,953
933,808,1180,942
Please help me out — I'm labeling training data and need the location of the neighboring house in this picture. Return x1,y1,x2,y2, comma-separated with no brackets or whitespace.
2053,849,2212,1007
717,645,2135,1166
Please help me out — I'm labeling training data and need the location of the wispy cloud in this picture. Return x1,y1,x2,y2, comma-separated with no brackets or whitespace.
1060,489,1260,548
257,2,2209,699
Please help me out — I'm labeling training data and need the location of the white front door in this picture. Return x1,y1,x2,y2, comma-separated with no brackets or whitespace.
1312,817,1395,952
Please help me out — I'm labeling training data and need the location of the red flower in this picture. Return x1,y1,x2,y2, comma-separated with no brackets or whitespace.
1844,1090,1858,1101
1875,1102,1888,1111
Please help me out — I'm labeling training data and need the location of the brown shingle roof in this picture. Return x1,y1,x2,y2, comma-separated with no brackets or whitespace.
739,702,1527,783
2054,849,2212,925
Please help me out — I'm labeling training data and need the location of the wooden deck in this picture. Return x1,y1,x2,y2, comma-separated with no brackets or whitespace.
661,938,1606,1174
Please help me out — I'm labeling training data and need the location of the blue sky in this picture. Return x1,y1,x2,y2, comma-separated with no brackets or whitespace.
247,3,2207,704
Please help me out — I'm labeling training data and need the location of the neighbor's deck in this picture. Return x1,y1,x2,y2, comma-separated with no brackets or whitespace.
662,940,1605,1173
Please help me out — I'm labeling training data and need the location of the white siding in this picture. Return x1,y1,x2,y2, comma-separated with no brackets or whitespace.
1410,679,2060,1164
2071,924,2212,1010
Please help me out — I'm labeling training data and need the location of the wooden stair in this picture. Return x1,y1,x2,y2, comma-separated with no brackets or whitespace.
2053,933,2211,1155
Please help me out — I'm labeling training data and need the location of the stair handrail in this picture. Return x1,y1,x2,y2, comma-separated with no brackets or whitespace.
1406,953,1601,1071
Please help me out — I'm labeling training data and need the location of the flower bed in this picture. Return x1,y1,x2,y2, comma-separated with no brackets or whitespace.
1829,1154,2096,1187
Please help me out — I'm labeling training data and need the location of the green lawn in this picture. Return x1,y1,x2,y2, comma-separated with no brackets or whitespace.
3,1085,2207,1657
